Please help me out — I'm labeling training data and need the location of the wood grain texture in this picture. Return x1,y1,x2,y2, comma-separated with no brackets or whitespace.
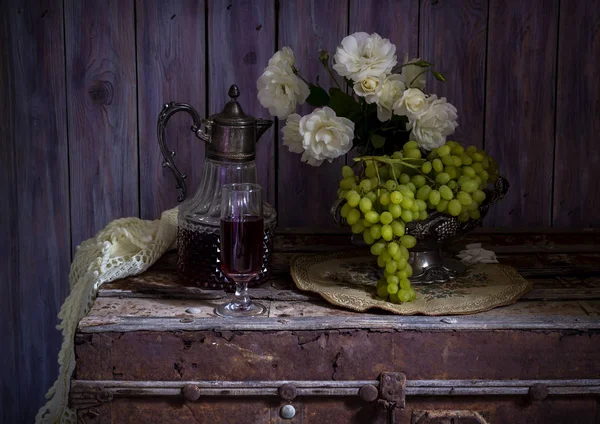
65,0,138,246
420,0,488,148
208,0,276,204
0,1,70,422
553,0,600,227
484,0,558,227
137,0,207,219
348,0,419,62
277,0,348,227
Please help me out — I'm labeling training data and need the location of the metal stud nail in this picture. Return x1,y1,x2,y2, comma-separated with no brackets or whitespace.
280,404,295,419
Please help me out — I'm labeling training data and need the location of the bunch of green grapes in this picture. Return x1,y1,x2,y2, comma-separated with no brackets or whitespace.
336,140,499,304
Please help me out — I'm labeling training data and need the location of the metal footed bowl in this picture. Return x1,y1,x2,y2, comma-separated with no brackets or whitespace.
331,176,510,284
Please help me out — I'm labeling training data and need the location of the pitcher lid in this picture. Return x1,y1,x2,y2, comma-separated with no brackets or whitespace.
211,85,256,127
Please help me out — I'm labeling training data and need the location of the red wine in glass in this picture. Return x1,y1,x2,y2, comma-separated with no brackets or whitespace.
220,216,264,277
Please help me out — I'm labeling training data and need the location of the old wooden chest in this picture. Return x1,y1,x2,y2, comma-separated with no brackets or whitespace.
71,230,600,423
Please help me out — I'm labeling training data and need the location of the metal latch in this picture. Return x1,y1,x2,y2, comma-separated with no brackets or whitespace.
359,372,407,424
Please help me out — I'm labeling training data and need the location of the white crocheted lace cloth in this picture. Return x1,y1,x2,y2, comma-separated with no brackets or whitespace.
35,208,178,423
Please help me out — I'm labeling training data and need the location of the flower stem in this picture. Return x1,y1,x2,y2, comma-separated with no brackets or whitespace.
293,67,311,86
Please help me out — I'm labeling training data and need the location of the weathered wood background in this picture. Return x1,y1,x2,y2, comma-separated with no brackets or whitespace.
1,0,598,422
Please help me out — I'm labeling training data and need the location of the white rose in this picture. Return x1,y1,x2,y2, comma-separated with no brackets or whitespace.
268,46,295,68
400,54,426,90
408,96,458,150
353,76,382,104
393,88,429,119
375,74,406,122
298,107,355,166
333,32,397,82
281,114,303,154
257,49,310,119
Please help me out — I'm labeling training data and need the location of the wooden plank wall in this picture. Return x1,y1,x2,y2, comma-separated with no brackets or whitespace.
1,0,599,421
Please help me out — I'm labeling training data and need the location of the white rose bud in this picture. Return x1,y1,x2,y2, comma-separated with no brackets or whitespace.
407,95,459,150
298,107,355,167
375,74,406,122
393,88,429,120
353,76,382,104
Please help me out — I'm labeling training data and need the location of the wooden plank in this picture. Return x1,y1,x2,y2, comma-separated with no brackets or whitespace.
0,1,70,423
208,0,276,204
277,0,348,227
553,0,600,227
420,0,488,148
484,0,559,227
137,0,207,219
348,0,419,64
65,0,138,246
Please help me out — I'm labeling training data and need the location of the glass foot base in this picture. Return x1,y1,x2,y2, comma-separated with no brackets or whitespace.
215,301,267,318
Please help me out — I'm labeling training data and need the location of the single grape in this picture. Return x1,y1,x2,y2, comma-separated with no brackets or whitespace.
381,224,393,241
435,172,451,185
410,203,419,213
470,209,481,219
466,145,477,154
396,258,408,269
371,242,386,256
415,199,427,212
339,177,354,190
380,211,393,225
397,270,408,280
388,203,402,218
388,241,400,256
452,155,462,167
386,275,399,286
364,210,380,224
419,211,428,220
448,199,462,216
398,185,414,198
380,250,391,263
387,283,399,295
342,165,354,178
406,182,417,193
403,141,418,150
398,246,409,259
458,211,470,222
400,235,417,248
398,289,411,302
462,166,476,177
385,179,397,191
392,151,404,159
359,179,372,192
472,162,483,173
406,263,413,277
429,190,441,206
442,155,455,166
400,196,414,210
401,209,413,222
391,220,405,237
437,145,451,156
422,161,432,174
432,158,444,172
436,199,449,213
472,152,485,162
408,288,417,301
439,185,454,200
366,191,377,203
412,175,426,188
451,145,465,155
346,208,361,225
460,179,479,193
351,221,365,234
379,191,391,206
457,191,473,206
340,203,350,218
479,170,489,181
416,185,432,201
399,173,411,184
385,259,398,274
363,229,375,245
399,278,411,290
472,190,486,203
444,165,457,180
404,149,422,159
370,224,382,240
365,164,377,178
359,197,372,213
346,190,361,207
377,255,386,268
390,191,403,204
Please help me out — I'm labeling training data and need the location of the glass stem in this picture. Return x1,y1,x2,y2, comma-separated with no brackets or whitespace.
233,279,251,310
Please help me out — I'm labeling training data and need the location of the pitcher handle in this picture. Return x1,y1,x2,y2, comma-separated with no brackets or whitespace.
157,102,207,202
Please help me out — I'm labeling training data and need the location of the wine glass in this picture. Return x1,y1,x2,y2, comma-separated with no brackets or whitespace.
215,183,267,317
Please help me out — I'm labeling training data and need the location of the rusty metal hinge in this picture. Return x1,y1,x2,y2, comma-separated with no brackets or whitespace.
374,372,406,424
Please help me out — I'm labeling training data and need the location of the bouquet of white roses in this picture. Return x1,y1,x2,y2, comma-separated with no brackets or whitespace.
257,31,458,166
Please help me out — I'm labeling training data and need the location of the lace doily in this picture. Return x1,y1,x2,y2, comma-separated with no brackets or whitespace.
35,209,178,423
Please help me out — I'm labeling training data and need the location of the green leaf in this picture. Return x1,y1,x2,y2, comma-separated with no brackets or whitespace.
370,133,386,149
306,84,330,107
432,70,446,82
328,87,362,119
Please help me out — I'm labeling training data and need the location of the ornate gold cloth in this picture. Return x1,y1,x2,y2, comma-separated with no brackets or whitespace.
291,251,532,315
